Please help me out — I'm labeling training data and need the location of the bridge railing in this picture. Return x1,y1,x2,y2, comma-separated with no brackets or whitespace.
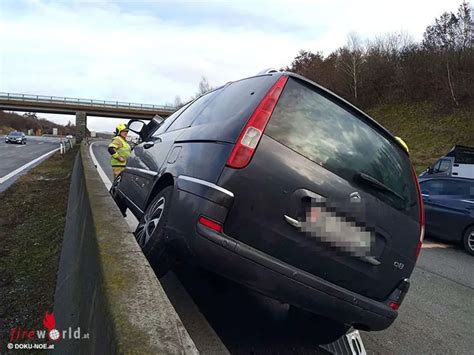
0,92,176,112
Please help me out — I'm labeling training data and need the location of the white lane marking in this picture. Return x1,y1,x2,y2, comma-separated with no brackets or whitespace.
89,142,112,190
0,147,60,184
89,142,139,230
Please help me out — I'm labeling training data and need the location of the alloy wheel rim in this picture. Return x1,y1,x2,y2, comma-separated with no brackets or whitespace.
468,231,474,251
135,197,166,247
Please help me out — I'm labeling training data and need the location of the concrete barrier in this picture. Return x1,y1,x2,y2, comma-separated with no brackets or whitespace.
53,143,198,354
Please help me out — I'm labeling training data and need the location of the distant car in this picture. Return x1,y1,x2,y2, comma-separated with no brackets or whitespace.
66,135,74,139
419,177,474,255
5,131,27,144
110,71,424,341
420,145,474,180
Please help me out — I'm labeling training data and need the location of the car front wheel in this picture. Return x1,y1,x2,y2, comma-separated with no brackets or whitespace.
134,185,175,277
462,226,474,256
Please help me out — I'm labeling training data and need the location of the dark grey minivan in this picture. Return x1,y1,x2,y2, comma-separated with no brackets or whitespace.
111,72,424,341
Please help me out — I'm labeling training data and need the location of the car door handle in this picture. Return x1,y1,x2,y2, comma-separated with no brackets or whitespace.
143,141,155,149
284,215,301,228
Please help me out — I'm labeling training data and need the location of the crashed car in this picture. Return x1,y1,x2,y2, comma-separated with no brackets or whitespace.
111,71,424,342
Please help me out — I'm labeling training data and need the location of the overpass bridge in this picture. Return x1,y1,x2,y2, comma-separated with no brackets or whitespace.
0,92,177,141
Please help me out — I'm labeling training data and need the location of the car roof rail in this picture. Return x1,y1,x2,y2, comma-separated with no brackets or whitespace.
256,68,280,75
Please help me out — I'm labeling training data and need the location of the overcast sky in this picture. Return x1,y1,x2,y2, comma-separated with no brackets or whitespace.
0,0,462,132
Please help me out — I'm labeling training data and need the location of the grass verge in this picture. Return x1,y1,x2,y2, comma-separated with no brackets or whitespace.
368,103,474,174
0,147,77,350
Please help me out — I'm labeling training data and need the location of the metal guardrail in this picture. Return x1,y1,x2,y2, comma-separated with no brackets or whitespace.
0,92,176,112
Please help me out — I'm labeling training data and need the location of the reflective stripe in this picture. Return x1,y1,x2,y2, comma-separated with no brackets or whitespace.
110,136,131,166
178,175,234,197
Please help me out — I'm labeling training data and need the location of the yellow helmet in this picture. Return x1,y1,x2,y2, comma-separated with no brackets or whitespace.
115,123,128,136
395,136,409,154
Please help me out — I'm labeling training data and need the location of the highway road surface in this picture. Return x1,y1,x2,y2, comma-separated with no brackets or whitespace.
91,139,474,354
0,136,62,193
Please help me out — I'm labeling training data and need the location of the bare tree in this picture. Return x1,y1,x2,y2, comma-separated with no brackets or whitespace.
337,32,364,101
422,3,473,106
198,76,212,95
174,95,183,108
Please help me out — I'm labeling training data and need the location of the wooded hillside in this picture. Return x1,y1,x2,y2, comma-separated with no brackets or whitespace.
287,2,473,112
0,111,75,135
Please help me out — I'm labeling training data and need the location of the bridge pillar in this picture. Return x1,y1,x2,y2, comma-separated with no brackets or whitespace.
76,111,87,143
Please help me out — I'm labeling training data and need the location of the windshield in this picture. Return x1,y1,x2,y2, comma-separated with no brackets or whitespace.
8,132,22,136
265,77,417,210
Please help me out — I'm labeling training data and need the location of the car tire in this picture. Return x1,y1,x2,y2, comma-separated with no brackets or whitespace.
109,175,127,217
134,185,175,277
287,305,350,344
462,226,474,256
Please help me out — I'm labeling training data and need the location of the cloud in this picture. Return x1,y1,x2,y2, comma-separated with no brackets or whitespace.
0,0,462,131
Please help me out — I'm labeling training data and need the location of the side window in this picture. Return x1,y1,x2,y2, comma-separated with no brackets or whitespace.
152,104,190,137
432,160,442,173
192,76,276,127
445,180,474,196
438,159,451,173
442,181,459,195
166,90,221,132
421,180,445,195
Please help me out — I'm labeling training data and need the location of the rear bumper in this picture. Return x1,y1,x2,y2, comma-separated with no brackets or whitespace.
166,175,399,331
194,225,398,331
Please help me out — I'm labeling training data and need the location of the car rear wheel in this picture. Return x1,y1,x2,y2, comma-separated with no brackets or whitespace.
462,226,474,256
134,186,175,277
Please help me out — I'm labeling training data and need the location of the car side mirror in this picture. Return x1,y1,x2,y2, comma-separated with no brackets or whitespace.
127,120,145,134
427,166,434,174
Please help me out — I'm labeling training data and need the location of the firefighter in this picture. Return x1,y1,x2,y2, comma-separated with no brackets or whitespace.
108,123,131,179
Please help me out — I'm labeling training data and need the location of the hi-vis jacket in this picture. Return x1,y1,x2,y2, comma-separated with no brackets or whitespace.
108,136,131,167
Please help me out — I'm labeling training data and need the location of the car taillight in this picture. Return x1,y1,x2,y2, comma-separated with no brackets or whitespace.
389,302,400,311
198,216,223,233
226,75,288,169
411,166,425,259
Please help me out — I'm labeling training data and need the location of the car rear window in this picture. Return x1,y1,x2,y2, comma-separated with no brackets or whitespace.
265,77,417,210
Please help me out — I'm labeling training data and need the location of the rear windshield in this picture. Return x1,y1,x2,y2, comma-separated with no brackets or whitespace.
265,77,417,211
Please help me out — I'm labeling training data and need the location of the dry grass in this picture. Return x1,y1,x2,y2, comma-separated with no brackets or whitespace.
368,103,474,173
0,147,77,350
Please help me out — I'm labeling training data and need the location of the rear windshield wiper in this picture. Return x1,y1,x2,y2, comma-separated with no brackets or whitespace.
354,172,406,202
